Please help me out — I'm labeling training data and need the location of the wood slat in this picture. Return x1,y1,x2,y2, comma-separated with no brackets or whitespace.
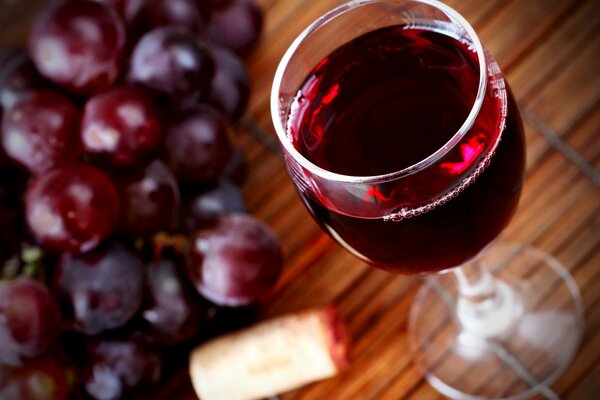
477,0,581,70
0,0,47,47
563,104,600,173
525,30,600,135
506,0,600,103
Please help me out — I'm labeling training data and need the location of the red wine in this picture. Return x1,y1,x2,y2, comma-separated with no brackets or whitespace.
287,26,525,274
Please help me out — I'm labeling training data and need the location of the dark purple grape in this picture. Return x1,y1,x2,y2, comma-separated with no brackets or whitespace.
0,278,63,366
181,179,246,231
0,48,47,111
206,0,263,57
25,164,120,254
223,144,247,186
188,214,283,306
115,160,179,236
82,335,161,400
29,0,126,96
81,86,162,170
1,91,81,176
128,27,215,104
163,105,232,183
142,257,204,345
208,45,250,122
130,0,210,38
55,242,145,335
0,354,71,400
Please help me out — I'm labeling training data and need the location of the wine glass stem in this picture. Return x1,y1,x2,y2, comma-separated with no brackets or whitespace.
452,259,523,338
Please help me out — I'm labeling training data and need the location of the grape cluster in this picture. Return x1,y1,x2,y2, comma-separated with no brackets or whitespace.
0,1,282,399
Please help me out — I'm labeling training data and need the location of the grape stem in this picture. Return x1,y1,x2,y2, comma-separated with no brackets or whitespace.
21,246,46,282
1,256,21,279
152,232,189,261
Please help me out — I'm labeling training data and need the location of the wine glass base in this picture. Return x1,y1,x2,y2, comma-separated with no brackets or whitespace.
409,244,583,400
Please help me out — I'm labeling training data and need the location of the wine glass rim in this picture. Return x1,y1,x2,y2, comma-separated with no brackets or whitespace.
270,0,488,184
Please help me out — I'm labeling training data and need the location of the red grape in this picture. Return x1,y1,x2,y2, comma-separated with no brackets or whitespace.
55,242,145,335
130,0,210,38
188,214,283,306
25,164,120,254
0,354,71,400
92,0,145,23
142,257,204,345
1,91,81,176
81,86,162,170
128,27,215,104
207,45,250,122
163,105,232,183
206,0,263,57
83,335,161,400
0,48,47,111
29,0,126,96
115,160,180,236
0,278,63,366
181,179,246,231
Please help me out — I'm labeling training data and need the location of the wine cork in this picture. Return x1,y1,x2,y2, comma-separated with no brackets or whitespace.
189,306,350,400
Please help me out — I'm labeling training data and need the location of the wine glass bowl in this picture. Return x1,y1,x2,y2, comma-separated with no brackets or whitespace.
272,0,522,274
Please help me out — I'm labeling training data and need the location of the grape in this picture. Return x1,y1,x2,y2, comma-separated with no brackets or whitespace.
81,86,162,170
206,0,263,57
1,91,81,176
29,0,126,96
0,48,47,111
25,164,120,254
142,256,204,345
83,335,161,400
128,27,215,104
181,179,246,231
0,278,63,366
163,105,232,183
115,160,179,236
55,241,145,335
130,0,210,39
223,144,247,186
207,45,250,122
0,354,71,400
188,214,283,306
93,0,146,23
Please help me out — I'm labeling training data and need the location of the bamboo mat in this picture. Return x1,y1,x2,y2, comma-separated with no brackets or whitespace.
1,0,599,399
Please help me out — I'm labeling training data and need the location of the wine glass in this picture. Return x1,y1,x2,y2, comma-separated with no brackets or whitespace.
270,0,583,399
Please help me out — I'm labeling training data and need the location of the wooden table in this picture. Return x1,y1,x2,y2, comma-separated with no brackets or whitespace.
1,0,599,399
